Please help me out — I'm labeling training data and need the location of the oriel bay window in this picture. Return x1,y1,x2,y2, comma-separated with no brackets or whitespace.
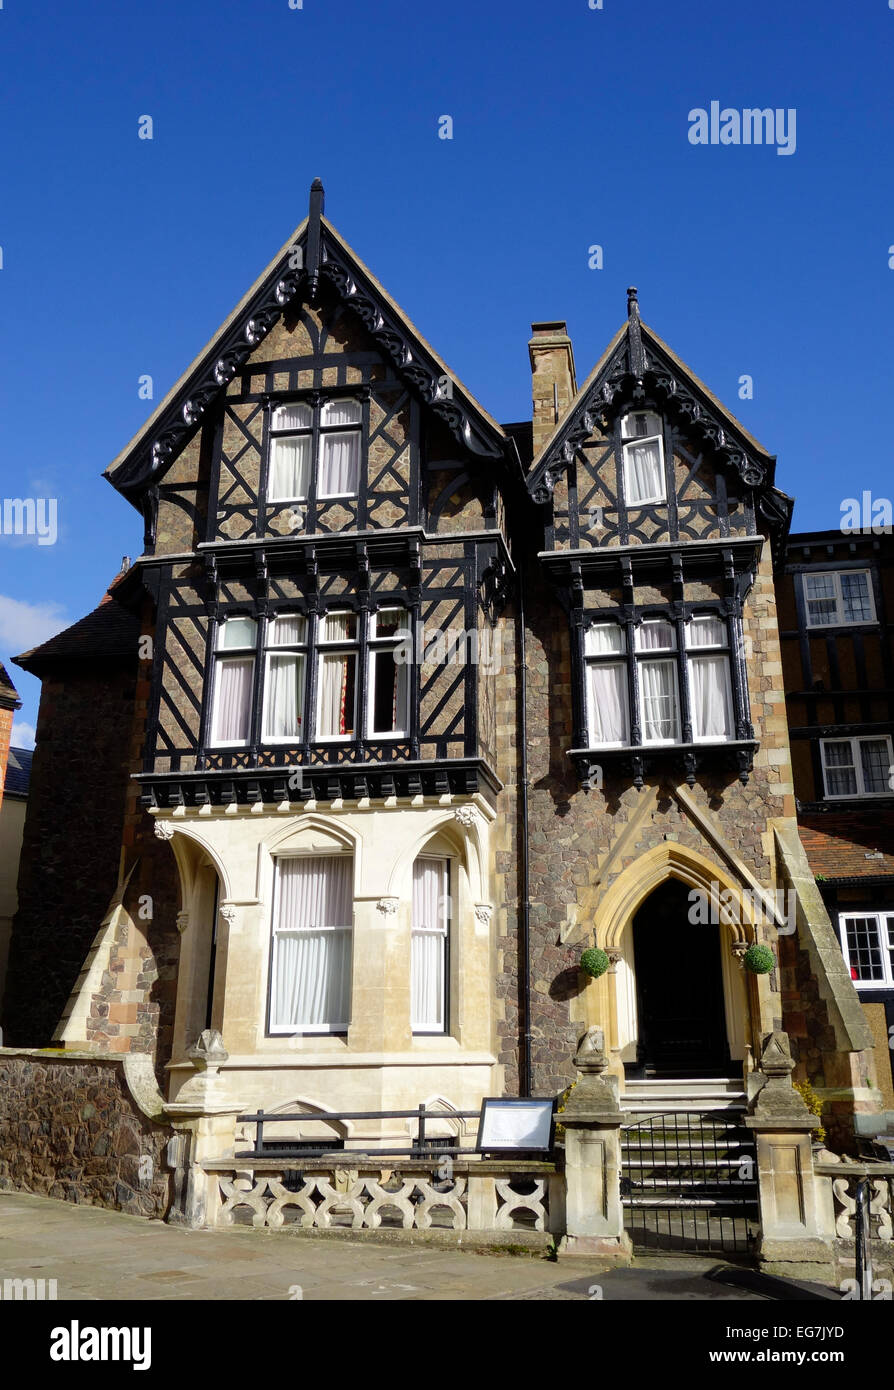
270,855,353,1032
208,604,412,749
268,397,362,504
584,612,737,750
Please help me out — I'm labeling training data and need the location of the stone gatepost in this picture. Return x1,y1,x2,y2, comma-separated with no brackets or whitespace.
745,1030,835,1278
557,1026,633,1262
163,1030,246,1229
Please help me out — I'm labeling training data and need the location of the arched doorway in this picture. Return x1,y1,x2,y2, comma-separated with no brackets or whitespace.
630,879,730,1076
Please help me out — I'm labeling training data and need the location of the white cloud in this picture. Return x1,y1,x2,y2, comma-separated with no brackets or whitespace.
11,720,36,750
0,595,67,654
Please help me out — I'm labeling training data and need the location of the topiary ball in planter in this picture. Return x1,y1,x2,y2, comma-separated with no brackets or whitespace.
743,943,775,974
580,947,610,979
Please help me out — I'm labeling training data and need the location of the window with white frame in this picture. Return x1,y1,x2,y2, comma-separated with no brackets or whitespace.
210,616,257,746
267,397,362,503
685,614,735,742
621,411,666,505
635,619,680,744
368,607,410,737
584,613,737,749
838,912,894,988
820,735,894,799
803,570,875,627
316,611,358,740
411,856,449,1033
269,855,354,1032
262,614,307,742
584,622,630,747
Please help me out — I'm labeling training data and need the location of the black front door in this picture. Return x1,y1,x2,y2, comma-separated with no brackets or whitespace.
631,880,730,1075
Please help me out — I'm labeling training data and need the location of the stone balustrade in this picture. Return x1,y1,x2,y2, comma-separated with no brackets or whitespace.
200,1157,562,1238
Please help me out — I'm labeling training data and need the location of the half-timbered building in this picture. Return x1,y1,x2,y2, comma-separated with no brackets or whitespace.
4,183,887,1166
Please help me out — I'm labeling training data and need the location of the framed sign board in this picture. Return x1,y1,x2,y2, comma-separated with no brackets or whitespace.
475,1097,556,1154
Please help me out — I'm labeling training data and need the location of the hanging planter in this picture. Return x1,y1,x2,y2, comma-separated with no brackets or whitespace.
580,947,610,979
743,943,775,975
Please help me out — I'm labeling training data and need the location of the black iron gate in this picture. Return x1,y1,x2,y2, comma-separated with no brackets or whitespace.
621,1109,760,1254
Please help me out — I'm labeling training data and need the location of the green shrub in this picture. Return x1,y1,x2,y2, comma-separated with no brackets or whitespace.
580,947,610,979
743,943,775,974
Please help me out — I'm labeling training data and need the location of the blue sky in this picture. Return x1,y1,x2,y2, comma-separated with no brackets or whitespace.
1,0,892,742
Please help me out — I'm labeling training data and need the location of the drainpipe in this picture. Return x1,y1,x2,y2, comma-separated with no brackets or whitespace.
518,557,533,1097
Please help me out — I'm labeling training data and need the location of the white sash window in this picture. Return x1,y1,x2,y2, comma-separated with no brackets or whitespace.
368,607,410,737
270,855,353,1032
621,411,666,505
262,614,307,742
821,735,893,798
319,400,361,497
269,402,313,502
635,620,679,743
210,616,257,746
585,622,629,747
804,570,875,627
685,615,734,742
316,611,358,740
411,857,449,1033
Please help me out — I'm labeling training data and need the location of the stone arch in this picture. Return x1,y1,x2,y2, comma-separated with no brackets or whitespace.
403,1095,470,1143
386,810,485,905
235,1096,354,1149
596,841,760,951
153,818,234,904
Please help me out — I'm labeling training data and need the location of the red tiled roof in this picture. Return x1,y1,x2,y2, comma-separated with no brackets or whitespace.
799,813,894,880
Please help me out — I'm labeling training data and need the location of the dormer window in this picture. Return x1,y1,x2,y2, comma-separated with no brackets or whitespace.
620,411,666,505
268,397,362,504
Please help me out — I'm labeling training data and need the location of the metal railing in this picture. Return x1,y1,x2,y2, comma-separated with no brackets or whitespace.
236,1105,482,1160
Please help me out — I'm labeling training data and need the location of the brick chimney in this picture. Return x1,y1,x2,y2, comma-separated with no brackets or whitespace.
0,662,22,812
528,321,577,458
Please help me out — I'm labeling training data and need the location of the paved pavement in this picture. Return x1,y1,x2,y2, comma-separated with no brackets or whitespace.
0,1190,825,1301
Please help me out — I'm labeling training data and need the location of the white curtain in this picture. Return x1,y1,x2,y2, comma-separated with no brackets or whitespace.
272,856,352,1030
264,654,304,739
212,656,254,743
318,654,353,736
636,619,675,651
588,663,629,745
640,660,678,742
412,858,447,1031
689,655,734,740
270,435,311,501
686,615,725,647
319,431,360,495
624,439,663,503
585,623,624,656
273,403,312,430
268,614,306,646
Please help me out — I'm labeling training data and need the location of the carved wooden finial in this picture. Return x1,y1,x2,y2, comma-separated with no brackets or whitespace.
627,286,639,319
307,179,326,304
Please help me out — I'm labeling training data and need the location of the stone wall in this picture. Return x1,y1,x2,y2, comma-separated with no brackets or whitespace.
1,660,137,1046
0,1050,172,1217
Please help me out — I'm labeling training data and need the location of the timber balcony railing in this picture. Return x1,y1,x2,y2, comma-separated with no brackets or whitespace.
196,1106,563,1234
